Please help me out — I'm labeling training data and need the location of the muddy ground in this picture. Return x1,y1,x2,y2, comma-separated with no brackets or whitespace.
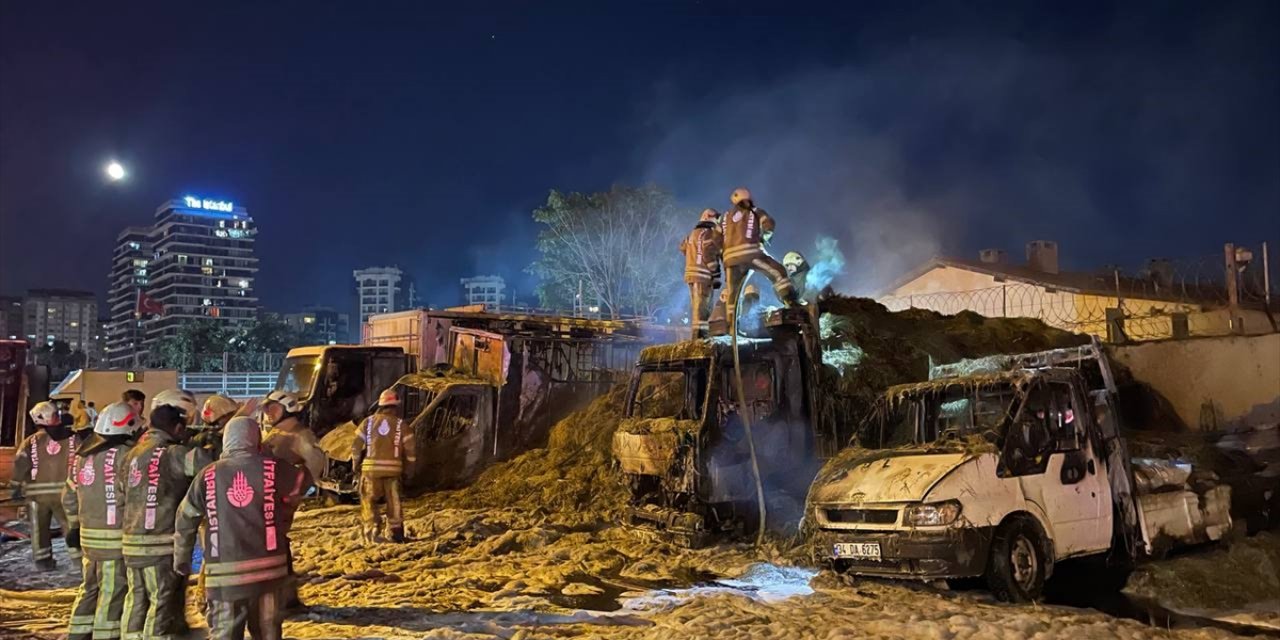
0,502,1273,640
2,347,1277,639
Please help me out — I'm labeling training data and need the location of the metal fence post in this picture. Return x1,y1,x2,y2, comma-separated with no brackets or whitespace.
1225,243,1242,334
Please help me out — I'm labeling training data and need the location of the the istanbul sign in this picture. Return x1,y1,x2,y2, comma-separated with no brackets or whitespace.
183,195,235,212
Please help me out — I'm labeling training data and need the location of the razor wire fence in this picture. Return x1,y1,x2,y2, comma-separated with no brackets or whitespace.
879,245,1277,343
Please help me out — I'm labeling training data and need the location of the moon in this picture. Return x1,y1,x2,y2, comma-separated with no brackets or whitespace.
105,161,126,181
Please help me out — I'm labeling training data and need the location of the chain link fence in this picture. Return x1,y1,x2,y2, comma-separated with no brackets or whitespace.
879,245,1276,343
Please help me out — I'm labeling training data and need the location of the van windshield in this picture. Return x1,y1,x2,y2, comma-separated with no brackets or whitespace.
276,356,320,400
863,383,1019,449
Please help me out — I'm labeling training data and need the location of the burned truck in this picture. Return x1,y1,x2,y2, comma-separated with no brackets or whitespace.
612,309,847,546
296,309,643,498
806,340,1234,602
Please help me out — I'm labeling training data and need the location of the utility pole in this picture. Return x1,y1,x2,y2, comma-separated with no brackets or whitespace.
1225,243,1242,334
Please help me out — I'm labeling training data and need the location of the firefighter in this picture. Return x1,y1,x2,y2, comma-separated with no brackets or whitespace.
192,394,239,462
680,208,724,339
13,401,82,569
120,389,199,640
783,251,810,299
259,390,324,609
64,402,142,640
260,391,324,481
721,187,799,329
352,388,416,543
174,416,311,640
121,390,147,429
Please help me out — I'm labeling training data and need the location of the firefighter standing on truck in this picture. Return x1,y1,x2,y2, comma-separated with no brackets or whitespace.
352,388,416,543
679,208,724,339
120,390,199,640
12,401,82,570
174,416,311,640
721,187,800,326
63,402,142,640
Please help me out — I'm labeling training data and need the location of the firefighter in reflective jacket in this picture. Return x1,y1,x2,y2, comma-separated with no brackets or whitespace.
352,388,416,543
119,390,199,640
680,208,724,339
721,187,800,328
13,401,82,570
175,416,310,640
64,403,142,640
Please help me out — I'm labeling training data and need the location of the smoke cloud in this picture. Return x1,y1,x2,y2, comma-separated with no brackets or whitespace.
634,5,1279,296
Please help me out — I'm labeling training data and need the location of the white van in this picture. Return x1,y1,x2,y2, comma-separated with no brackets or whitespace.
806,345,1232,602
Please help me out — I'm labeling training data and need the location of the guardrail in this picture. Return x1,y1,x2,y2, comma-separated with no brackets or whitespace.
179,372,277,399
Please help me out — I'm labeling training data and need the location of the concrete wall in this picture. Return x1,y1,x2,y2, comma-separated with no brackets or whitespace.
882,265,1271,341
1110,333,1280,431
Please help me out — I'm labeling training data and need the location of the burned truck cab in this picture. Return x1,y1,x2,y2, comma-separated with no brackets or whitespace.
613,310,820,546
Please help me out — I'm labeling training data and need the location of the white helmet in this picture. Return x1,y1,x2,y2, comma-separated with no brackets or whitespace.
264,390,303,414
95,402,142,437
699,208,719,223
29,401,59,426
201,394,240,426
152,389,198,420
378,387,400,407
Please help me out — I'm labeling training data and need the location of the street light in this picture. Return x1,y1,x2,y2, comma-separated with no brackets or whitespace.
105,161,126,181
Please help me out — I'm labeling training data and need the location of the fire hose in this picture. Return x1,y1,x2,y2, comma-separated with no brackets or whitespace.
729,276,768,548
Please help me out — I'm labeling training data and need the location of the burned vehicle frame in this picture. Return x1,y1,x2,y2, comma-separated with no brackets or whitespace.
613,312,831,546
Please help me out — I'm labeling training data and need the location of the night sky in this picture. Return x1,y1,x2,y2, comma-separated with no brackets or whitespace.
2,1,1277,314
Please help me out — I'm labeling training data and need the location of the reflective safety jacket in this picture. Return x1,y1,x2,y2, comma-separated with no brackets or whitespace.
13,429,78,504
119,429,196,565
352,410,416,478
680,221,724,284
721,206,776,267
63,442,131,560
261,418,325,481
175,451,309,600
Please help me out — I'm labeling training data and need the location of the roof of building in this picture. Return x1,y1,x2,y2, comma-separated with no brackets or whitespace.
25,288,97,299
883,256,1231,308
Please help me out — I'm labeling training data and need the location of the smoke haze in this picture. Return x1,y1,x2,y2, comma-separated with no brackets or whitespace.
635,4,1279,296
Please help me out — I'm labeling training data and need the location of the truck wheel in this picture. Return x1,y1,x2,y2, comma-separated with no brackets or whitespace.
986,518,1049,602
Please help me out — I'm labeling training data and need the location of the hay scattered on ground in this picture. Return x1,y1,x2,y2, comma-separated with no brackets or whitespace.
1125,532,1280,612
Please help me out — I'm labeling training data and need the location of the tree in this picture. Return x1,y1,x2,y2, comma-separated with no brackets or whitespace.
151,317,309,371
529,185,686,318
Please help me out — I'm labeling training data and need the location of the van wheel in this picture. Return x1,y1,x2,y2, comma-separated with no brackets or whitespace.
986,518,1049,602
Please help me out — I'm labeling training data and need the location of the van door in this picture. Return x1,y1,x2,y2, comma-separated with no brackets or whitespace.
1003,380,1112,557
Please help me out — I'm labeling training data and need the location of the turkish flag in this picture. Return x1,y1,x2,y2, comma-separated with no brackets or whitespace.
136,291,165,317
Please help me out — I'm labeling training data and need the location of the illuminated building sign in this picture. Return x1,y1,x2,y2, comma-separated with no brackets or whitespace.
183,196,235,212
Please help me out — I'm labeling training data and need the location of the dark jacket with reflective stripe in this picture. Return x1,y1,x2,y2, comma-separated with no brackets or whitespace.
13,429,78,505
721,206,776,267
352,410,416,478
680,222,724,284
120,428,195,566
63,442,131,560
175,451,309,600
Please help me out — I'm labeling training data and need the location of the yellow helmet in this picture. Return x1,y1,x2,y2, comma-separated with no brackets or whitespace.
783,251,808,275
730,187,752,207
743,284,761,299
700,208,719,222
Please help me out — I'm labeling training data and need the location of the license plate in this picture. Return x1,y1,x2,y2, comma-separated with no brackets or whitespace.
833,542,882,560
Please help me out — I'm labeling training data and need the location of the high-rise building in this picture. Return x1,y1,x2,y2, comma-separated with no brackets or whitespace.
106,196,258,366
22,289,98,353
283,306,352,344
0,295,23,340
353,266,414,325
460,275,506,311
